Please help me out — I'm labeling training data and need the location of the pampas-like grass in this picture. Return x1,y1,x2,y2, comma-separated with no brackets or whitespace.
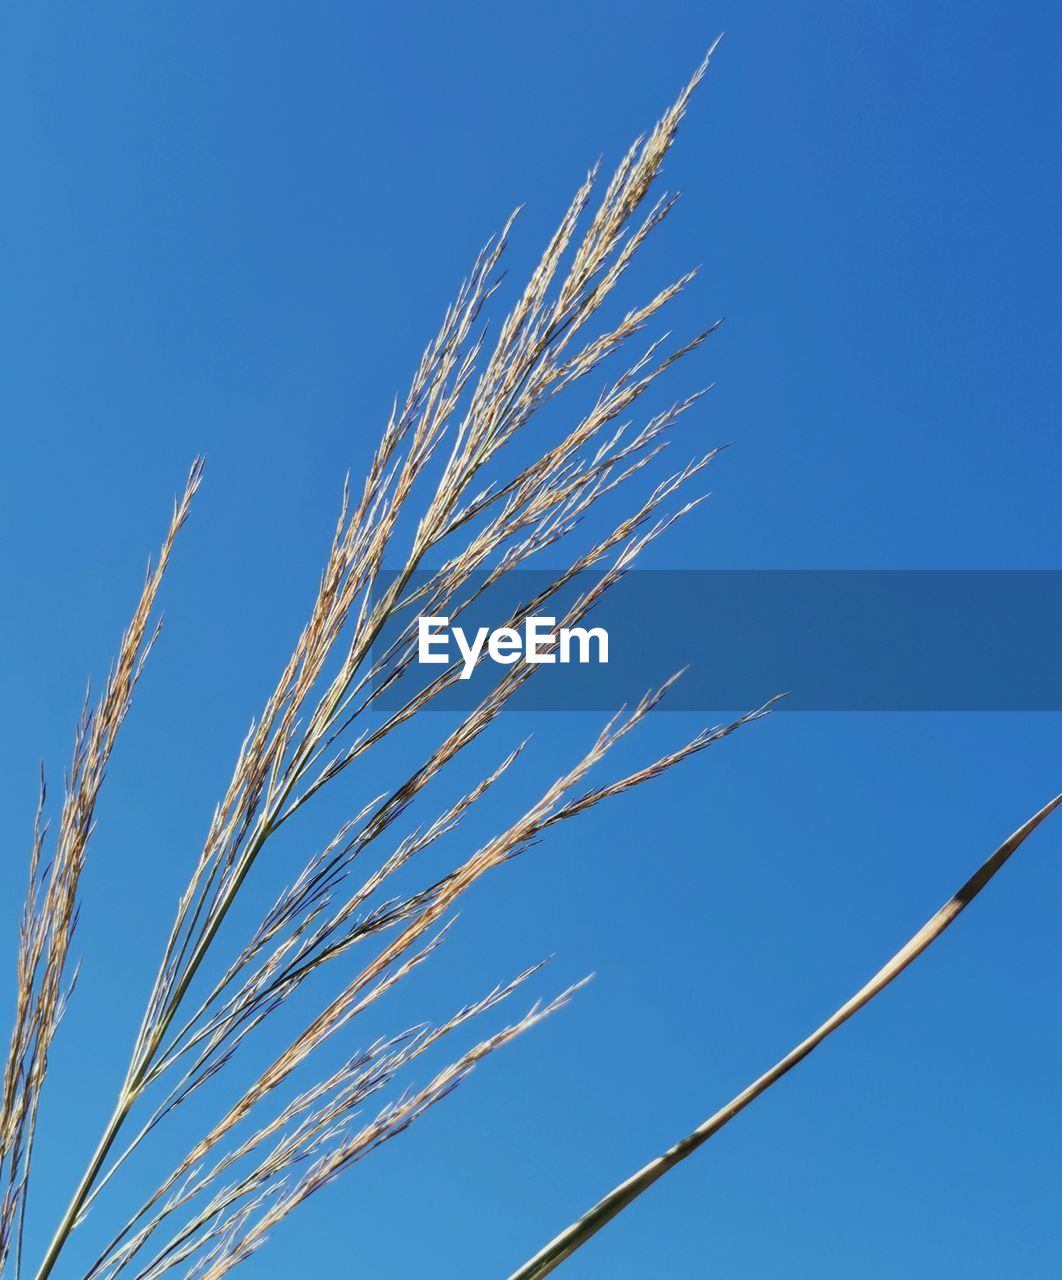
3,43,776,1280
6,41,1052,1280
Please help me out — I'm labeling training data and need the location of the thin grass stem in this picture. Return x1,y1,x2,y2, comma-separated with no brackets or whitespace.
505,790,1062,1280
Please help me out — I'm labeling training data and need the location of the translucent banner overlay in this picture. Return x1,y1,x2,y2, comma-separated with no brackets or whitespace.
371,571,1062,711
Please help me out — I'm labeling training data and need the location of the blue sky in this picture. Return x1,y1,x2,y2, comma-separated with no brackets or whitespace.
1,3,1060,1278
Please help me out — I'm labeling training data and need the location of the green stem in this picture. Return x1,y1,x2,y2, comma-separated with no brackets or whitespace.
33,1093,134,1280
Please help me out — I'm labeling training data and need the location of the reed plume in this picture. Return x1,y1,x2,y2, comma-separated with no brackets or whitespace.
4,43,770,1280
1,466,203,1279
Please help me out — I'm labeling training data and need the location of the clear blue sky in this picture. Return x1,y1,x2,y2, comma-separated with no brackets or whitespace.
1,3,1060,1278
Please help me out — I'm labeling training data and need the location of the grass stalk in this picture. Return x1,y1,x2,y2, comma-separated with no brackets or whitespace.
32,1095,132,1280
505,790,1062,1280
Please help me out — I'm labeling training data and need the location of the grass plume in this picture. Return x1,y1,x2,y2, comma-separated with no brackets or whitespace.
4,43,771,1280
1,464,203,1279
